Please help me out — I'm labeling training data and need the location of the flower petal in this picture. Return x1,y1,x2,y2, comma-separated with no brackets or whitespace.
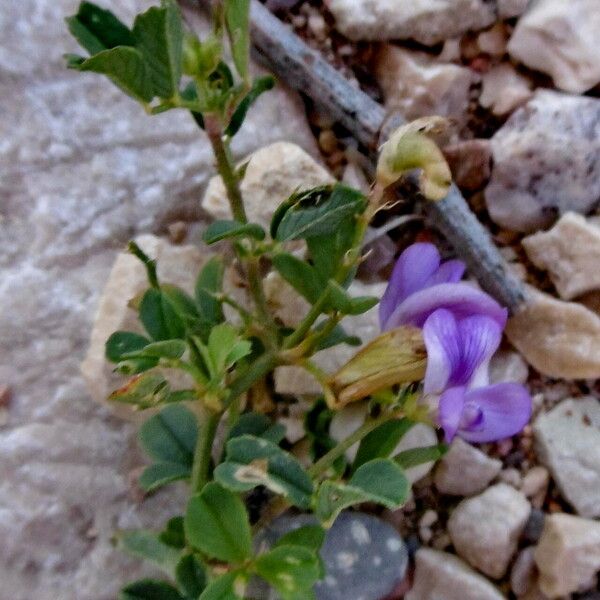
438,386,466,443
422,309,461,394
452,316,503,387
385,282,508,330
427,259,466,286
379,243,440,330
458,383,532,443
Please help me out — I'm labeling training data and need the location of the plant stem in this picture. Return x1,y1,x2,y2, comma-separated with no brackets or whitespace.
283,289,331,350
191,408,222,493
307,409,403,479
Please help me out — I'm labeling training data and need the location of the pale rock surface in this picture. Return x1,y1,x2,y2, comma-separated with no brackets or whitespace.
533,397,600,518
406,548,505,600
505,289,600,379
522,212,600,300
443,139,492,192
375,45,474,122
508,0,600,93
510,546,538,597
490,349,529,384
434,437,502,496
448,483,531,578
499,0,529,18
202,141,334,228
273,281,387,396
329,403,438,484
477,23,508,57
0,0,321,597
535,513,600,597
327,0,496,45
480,63,533,116
485,91,600,232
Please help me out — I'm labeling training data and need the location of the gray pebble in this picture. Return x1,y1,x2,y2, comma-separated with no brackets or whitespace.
522,508,545,544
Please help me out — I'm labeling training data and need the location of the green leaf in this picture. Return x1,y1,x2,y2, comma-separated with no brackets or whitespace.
199,572,245,600
274,525,325,553
214,435,313,509
162,284,200,323
120,580,184,600
225,75,275,137
109,373,170,409
207,323,252,374
176,554,207,599
106,331,151,362
195,257,225,333
124,339,187,360
353,419,414,470
76,47,154,103
66,2,135,55
115,530,182,577
347,296,379,315
394,443,448,469
255,545,321,600
272,254,322,304
274,184,366,242
133,0,183,99
139,288,187,341
139,404,197,465
185,482,252,563
139,462,191,492
224,0,250,80
228,412,286,444
160,517,186,549
313,323,361,351
203,220,265,244
315,458,409,525
304,399,346,474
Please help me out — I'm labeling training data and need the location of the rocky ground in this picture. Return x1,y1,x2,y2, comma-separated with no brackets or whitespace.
1,0,600,599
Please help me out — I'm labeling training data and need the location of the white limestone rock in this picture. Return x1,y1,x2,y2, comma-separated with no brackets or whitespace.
485,90,600,233
375,45,474,122
535,513,600,597
448,483,531,578
479,63,533,116
434,438,502,496
202,141,334,228
508,0,600,93
522,212,600,300
489,349,529,385
505,289,600,379
499,0,529,18
406,548,505,600
327,0,496,45
533,397,600,518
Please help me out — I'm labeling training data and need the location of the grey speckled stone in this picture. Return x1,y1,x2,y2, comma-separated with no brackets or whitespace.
485,90,600,233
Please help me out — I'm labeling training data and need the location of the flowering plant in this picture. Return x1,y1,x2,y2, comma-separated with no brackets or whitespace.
65,1,531,598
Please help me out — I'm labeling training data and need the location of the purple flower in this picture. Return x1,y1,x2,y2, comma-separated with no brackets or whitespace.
381,242,532,443
379,242,507,331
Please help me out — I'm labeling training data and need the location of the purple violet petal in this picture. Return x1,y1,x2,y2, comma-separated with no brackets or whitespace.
384,282,508,330
452,316,503,387
458,383,532,443
379,243,440,329
422,309,462,395
427,259,466,286
438,386,466,443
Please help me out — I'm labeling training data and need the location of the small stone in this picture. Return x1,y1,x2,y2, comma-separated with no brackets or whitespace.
498,468,522,490
375,45,473,122
329,403,439,484
480,63,533,116
307,12,327,40
485,90,600,233
508,0,600,93
521,466,549,499
522,212,600,300
438,38,461,62
318,129,338,155
419,526,433,544
477,23,508,57
522,508,545,544
406,548,505,600
448,483,531,578
328,0,496,45
167,221,187,244
202,141,334,229
533,397,600,518
510,546,537,597
505,289,600,379
443,139,492,192
535,513,600,597
419,509,438,529
489,349,529,385
498,0,529,19
434,437,502,496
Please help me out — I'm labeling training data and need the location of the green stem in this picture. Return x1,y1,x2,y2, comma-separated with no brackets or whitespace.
308,409,403,479
191,408,221,493
283,288,331,350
